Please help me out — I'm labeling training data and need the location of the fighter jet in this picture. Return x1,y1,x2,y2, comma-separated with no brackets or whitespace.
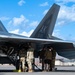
0,3,75,70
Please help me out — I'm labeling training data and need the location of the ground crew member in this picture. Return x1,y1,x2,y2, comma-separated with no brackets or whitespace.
19,48,27,72
52,48,56,71
26,44,34,72
39,46,46,71
44,46,53,71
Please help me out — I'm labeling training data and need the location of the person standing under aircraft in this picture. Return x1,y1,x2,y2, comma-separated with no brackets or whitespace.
39,46,46,71
26,44,34,72
44,46,53,71
19,48,27,72
52,48,56,71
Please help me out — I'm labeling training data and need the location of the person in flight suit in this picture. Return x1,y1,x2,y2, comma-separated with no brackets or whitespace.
26,44,34,72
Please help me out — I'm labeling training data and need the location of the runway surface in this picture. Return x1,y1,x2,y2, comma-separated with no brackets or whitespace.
0,65,75,71
0,65,75,75
0,72,75,75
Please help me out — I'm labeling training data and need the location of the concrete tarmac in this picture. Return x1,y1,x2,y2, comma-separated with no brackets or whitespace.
0,72,75,75
0,65,75,75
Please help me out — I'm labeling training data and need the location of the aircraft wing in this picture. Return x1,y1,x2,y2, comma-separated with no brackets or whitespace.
0,35,74,48
2,35,75,59
0,34,75,59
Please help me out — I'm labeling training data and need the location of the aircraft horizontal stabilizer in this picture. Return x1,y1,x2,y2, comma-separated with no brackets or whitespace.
0,20,8,33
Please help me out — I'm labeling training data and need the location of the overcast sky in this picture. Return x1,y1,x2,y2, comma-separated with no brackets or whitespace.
0,0,75,41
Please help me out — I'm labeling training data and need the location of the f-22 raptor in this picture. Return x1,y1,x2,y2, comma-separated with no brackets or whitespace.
0,4,75,70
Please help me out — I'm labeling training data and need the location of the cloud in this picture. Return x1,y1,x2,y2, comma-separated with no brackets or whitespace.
18,0,25,6
55,4,75,26
8,15,38,37
9,29,34,37
53,30,60,36
55,0,75,4
30,21,39,27
56,21,65,26
9,15,29,26
10,29,19,34
53,30,65,39
40,2,49,6
43,9,48,15
21,30,34,37
0,17,10,21
53,3,75,40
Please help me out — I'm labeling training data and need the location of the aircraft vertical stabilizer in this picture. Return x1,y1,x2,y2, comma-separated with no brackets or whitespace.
30,4,60,39
0,20,8,33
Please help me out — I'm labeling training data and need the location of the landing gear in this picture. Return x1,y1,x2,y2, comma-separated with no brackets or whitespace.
15,59,20,70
